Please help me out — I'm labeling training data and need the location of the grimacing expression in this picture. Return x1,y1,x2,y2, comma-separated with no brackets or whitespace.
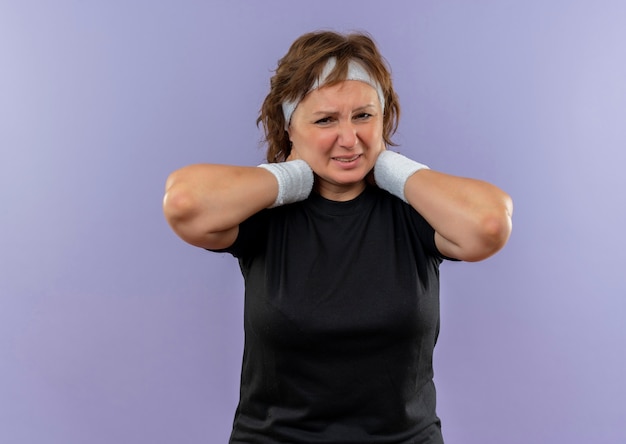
287,80,384,200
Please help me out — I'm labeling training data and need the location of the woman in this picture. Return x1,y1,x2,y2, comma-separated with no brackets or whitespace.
163,31,513,444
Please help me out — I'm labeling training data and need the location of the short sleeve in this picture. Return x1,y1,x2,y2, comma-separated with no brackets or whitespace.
402,202,459,262
207,210,269,259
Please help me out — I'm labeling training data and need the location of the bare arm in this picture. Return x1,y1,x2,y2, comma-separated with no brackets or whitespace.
404,169,513,262
163,164,278,249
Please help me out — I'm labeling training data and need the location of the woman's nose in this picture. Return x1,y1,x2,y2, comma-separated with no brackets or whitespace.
337,121,358,148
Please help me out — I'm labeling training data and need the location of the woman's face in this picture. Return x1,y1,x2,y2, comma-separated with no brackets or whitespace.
287,80,384,201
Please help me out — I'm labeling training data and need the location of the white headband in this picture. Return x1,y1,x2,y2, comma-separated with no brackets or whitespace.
281,57,385,130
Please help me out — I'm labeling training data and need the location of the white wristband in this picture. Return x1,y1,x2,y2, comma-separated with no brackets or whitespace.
258,160,314,208
374,150,429,202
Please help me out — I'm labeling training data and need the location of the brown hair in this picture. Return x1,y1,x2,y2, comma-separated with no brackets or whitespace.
258,30,401,163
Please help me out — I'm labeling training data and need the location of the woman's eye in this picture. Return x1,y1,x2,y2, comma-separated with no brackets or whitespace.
355,113,372,120
315,117,333,125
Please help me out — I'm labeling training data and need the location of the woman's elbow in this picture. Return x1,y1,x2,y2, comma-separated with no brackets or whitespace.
469,198,513,261
164,177,191,220
162,171,204,237
484,211,513,252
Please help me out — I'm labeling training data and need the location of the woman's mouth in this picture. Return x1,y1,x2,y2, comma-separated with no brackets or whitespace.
332,154,362,163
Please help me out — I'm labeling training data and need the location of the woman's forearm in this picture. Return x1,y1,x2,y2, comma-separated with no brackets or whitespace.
404,169,513,262
163,164,277,248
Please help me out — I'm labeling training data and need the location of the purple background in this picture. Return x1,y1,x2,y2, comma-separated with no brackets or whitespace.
2,1,625,443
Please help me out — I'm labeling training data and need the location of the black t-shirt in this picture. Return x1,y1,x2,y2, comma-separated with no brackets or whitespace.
221,185,446,443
